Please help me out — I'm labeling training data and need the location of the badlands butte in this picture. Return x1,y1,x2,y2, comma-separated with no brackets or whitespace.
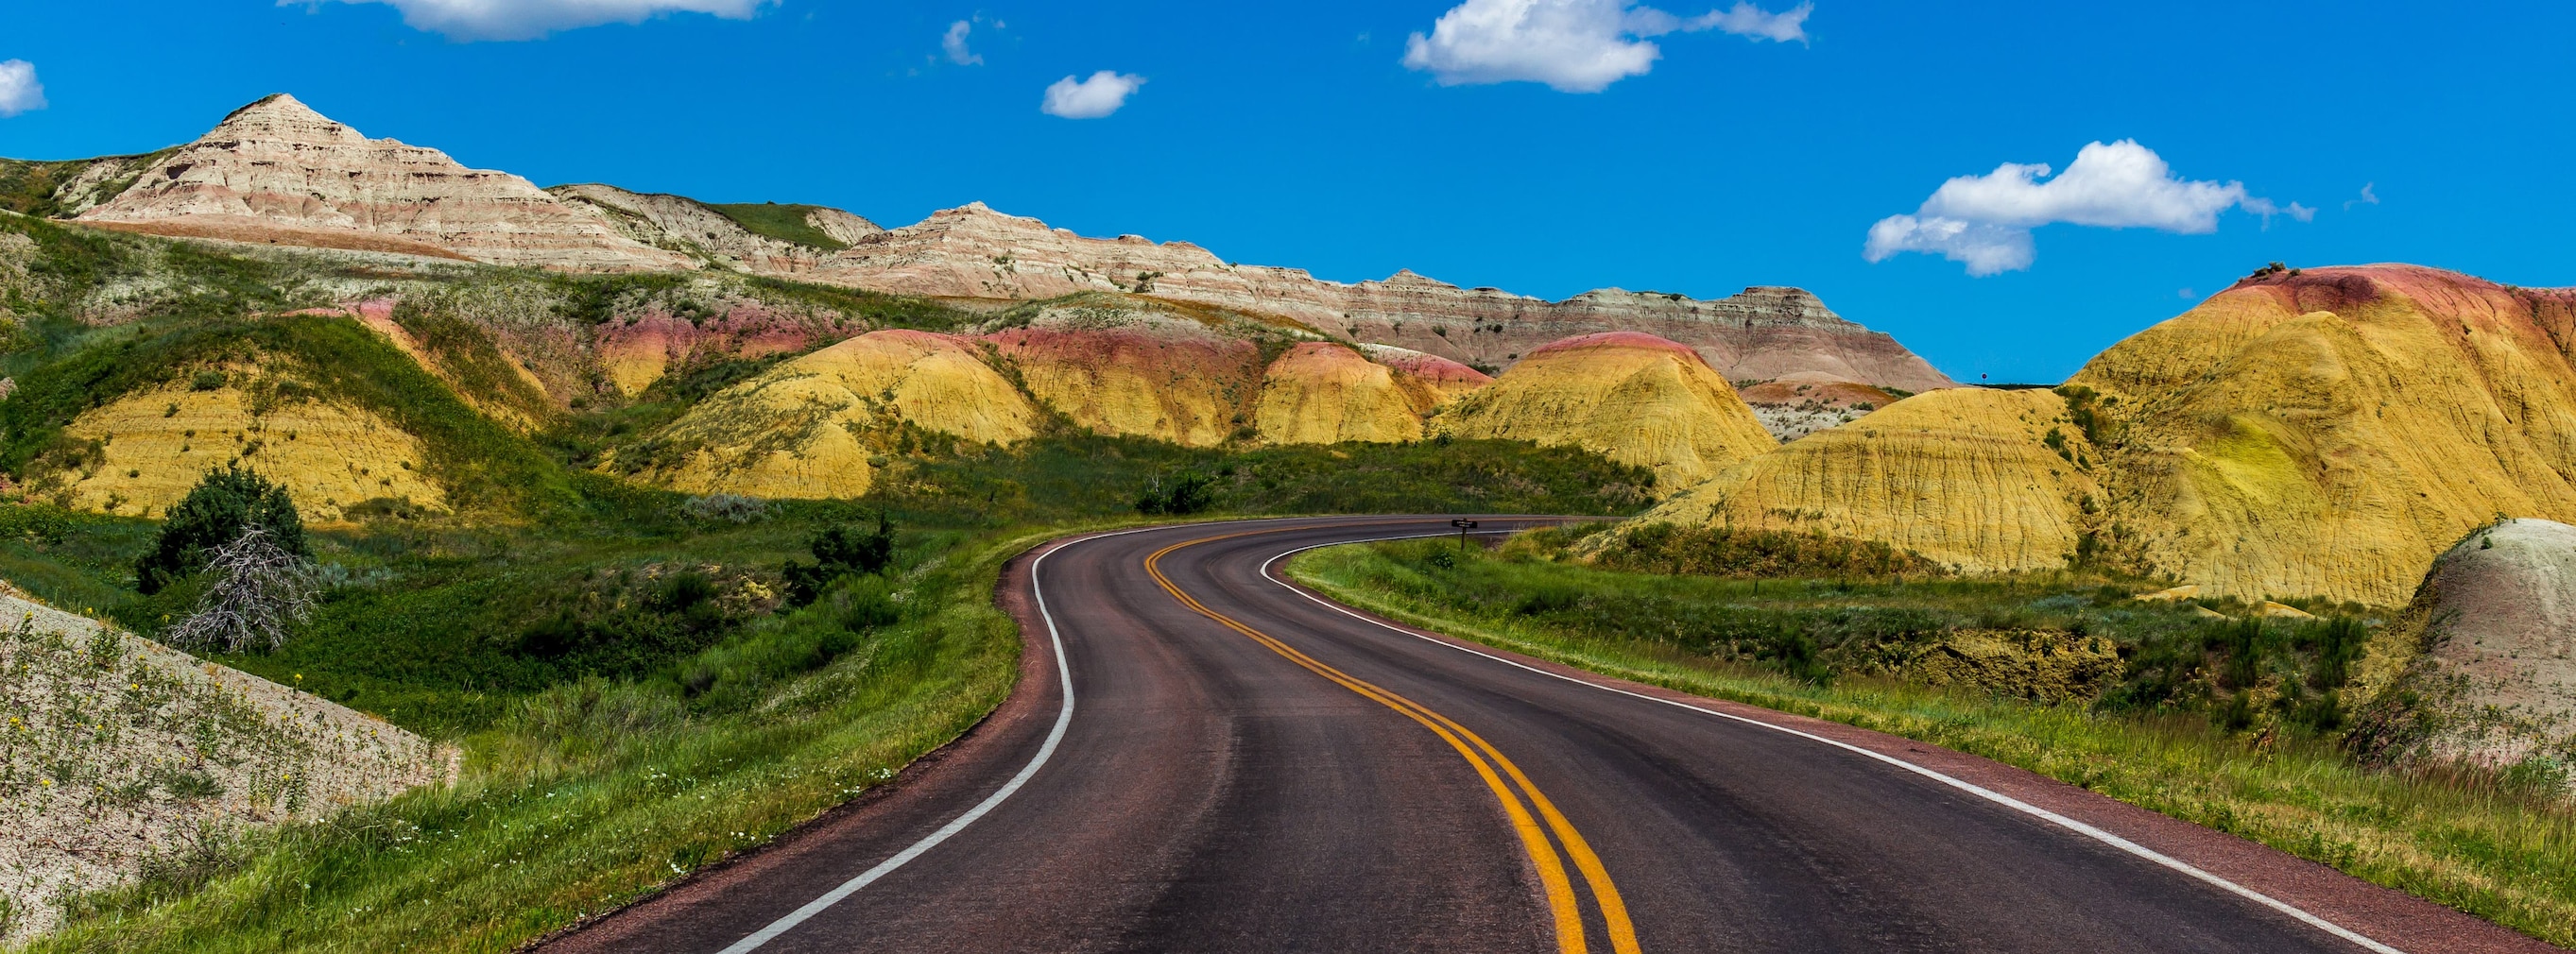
6,93,2576,612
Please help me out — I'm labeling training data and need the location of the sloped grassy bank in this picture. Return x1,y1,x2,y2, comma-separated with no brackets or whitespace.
23,522,1057,954
1286,539,2576,947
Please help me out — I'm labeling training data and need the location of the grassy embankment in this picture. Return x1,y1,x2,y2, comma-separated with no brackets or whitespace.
1288,536,2576,946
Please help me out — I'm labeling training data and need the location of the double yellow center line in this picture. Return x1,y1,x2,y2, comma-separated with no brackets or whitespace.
1145,530,1640,954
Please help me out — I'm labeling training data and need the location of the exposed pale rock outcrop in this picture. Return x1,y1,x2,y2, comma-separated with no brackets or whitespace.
1640,264,2576,605
1356,343,1494,409
1434,332,1776,490
0,590,436,944
1645,387,2099,572
75,95,688,271
2357,519,2576,782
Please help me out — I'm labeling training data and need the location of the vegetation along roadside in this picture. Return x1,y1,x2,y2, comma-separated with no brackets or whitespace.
1286,532,2576,947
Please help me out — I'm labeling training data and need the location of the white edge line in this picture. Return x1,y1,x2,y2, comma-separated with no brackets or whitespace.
717,523,1171,953
1258,533,2408,954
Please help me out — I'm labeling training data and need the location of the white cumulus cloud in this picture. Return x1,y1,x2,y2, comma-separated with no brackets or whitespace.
1685,1,1811,42
942,20,983,66
296,0,774,42
1864,140,2298,276
0,60,43,117
1402,0,1812,94
1041,71,1144,119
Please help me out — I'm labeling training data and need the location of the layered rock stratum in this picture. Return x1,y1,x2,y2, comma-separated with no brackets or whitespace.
805,203,1953,389
73,95,690,271
21,94,1949,392
1434,332,1777,490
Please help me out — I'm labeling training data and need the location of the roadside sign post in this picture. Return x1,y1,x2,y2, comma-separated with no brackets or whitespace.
1451,519,1478,555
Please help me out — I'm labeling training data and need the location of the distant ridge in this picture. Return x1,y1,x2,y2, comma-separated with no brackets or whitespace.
18,94,1953,390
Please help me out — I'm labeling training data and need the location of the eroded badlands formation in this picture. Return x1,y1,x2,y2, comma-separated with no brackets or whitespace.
1434,332,1776,490
1640,265,2576,605
76,95,690,270
17,94,2576,611
805,203,1954,390
17,94,1949,392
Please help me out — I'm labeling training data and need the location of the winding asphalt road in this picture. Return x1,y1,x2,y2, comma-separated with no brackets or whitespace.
545,517,2558,954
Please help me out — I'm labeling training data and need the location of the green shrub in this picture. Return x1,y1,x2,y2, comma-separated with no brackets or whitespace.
1601,522,1942,579
781,514,895,606
1135,469,1216,515
136,464,307,594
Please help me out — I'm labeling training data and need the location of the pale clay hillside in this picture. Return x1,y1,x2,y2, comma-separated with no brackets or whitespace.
0,588,437,944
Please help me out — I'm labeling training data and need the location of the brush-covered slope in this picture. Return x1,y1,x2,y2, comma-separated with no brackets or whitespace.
1738,374,1899,442
2358,519,2576,779
51,375,445,520
1645,387,2101,572
2069,265,2576,604
552,183,881,275
73,95,687,271
625,330,1038,499
1434,332,1775,490
4,300,577,522
0,588,435,944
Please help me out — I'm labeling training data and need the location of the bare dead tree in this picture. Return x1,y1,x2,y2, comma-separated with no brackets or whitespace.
165,524,319,654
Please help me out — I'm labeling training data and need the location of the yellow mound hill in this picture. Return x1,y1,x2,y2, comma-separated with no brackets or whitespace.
1645,387,2099,572
986,311,1263,447
43,380,445,521
2069,266,2576,605
1638,265,2576,605
640,330,1037,499
1254,343,1430,445
1434,332,1775,489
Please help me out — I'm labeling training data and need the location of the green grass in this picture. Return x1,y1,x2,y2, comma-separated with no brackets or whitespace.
28,522,1065,954
705,203,851,251
1288,540,2576,946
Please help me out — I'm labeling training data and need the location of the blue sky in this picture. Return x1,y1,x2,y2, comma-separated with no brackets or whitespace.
1,1,2570,382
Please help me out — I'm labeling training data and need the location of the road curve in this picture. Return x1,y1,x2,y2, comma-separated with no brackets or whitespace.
543,517,2558,954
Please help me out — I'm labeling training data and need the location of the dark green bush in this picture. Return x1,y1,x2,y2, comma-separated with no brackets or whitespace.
781,514,895,607
1135,470,1216,516
135,465,307,594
